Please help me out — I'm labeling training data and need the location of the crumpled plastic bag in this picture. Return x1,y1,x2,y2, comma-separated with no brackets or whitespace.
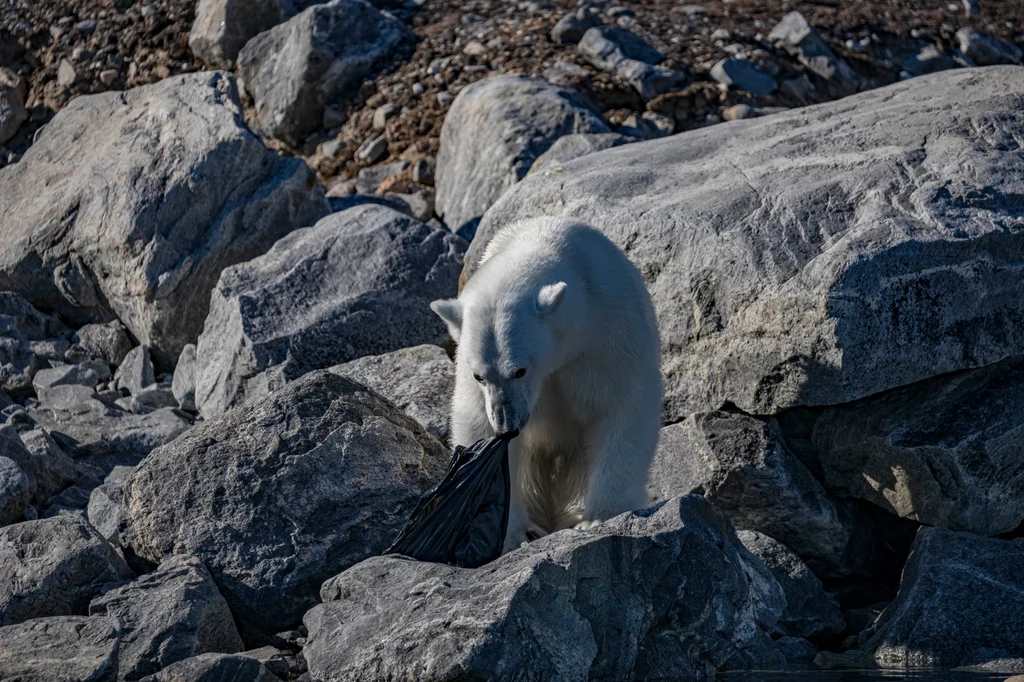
384,433,515,568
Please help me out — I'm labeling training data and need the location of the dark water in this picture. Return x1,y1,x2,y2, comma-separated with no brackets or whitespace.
720,671,1013,681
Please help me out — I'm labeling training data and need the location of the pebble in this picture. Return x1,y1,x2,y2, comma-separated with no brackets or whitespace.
373,103,399,130
57,60,78,88
320,138,345,158
722,103,754,121
411,157,435,185
411,83,425,95
99,70,119,86
437,91,454,104
463,41,489,57
76,19,98,34
356,134,388,163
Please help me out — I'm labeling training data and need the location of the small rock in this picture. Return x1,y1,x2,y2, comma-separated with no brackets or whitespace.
956,27,1023,65
0,456,32,525
237,645,290,678
462,40,488,57
372,102,398,130
723,103,754,120
73,320,134,369
356,159,410,187
356,133,388,163
171,344,197,412
411,156,435,185
578,26,687,99
617,111,674,138
99,69,119,86
0,67,27,146
141,653,271,682
436,91,454,104
113,346,155,397
711,57,778,94
16,428,78,507
32,363,101,396
129,385,178,414
57,59,78,88
76,19,98,33
87,467,132,543
319,137,345,158
411,82,425,96
550,7,602,45
768,11,858,95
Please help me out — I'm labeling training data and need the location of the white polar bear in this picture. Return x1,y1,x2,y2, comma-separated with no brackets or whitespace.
430,216,662,551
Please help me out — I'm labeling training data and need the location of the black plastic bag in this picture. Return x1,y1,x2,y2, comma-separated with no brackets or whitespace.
384,434,514,568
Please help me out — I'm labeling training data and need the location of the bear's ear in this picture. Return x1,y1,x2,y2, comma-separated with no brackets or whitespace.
536,282,568,315
430,298,463,341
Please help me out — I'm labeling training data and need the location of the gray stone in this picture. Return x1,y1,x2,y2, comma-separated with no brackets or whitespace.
87,468,131,544
577,26,687,99
141,653,274,682
373,102,398,129
90,555,244,680
527,132,633,176
616,112,674,139
32,363,101,396
171,344,198,412
113,346,155,398
16,428,78,507
814,357,1024,536
864,528,1024,668
768,11,858,95
236,646,289,678
129,386,179,414
0,456,31,525
356,159,410,188
411,156,435,185
737,530,845,639
647,412,874,578
305,495,784,681
189,0,322,66
330,344,454,442
464,67,1024,418
956,28,1023,66
237,0,416,145
0,72,330,368
0,515,133,626
195,205,465,417
0,616,121,682
711,57,778,94
0,67,27,146
901,44,958,77
355,133,388,163
74,321,134,369
435,74,609,233
57,59,78,87
550,7,602,45
122,371,450,637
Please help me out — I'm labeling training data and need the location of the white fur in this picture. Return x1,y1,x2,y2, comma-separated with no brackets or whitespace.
431,217,662,552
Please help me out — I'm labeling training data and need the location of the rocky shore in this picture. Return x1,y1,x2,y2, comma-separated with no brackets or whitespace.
1,0,1024,680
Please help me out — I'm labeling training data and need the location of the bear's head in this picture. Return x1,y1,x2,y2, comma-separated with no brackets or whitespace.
431,262,582,437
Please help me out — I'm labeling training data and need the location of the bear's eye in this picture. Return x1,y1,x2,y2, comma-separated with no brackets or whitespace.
473,373,484,383
513,368,526,378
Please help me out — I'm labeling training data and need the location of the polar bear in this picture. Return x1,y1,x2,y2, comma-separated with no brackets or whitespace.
430,217,662,551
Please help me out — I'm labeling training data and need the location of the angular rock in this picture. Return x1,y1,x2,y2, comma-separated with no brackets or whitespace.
113,346,155,398
814,357,1024,536
0,616,121,682
550,7,602,45
330,344,454,442
16,428,78,506
87,467,132,543
141,653,274,682
956,28,1023,66
647,412,874,578
189,0,321,66
0,293,63,395
90,555,244,680
577,26,687,99
0,66,27,146
0,456,31,525
0,72,330,368
74,321,134,369
0,515,133,626
465,67,1024,418
527,132,634,176
737,530,845,639
129,386,178,414
768,11,858,95
435,74,609,233
305,496,785,680
32,363,101,396
865,528,1024,668
122,371,449,637
237,0,416,145
711,57,778,95
195,205,465,417
171,344,198,412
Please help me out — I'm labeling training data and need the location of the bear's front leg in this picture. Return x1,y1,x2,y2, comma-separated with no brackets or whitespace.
580,406,659,524
501,438,542,553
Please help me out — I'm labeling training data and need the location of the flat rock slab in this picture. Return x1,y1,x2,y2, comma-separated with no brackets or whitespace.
304,496,784,681
329,344,454,442
0,515,133,626
435,73,609,233
122,370,449,638
195,204,466,417
0,615,121,682
865,528,1024,668
140,653,275,682
814,357,1024,536
0,71,329,367
465,66,1024,418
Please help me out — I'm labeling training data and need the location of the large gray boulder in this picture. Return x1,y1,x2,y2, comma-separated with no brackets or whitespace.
195,205,465,417
122,371,449,637
89,555,244,680
864,528,1024,668
0,72,329,368
465,67,1024,419
647,412,874,578
0,616,121,682
141,653,275,682
236,0,416,146
435,74,610,234
0,515,133,626
814,357,1024,536
304,496,784,681
0,456,31,525
737,530,844,639
189,0,321,67
329,344,454,442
